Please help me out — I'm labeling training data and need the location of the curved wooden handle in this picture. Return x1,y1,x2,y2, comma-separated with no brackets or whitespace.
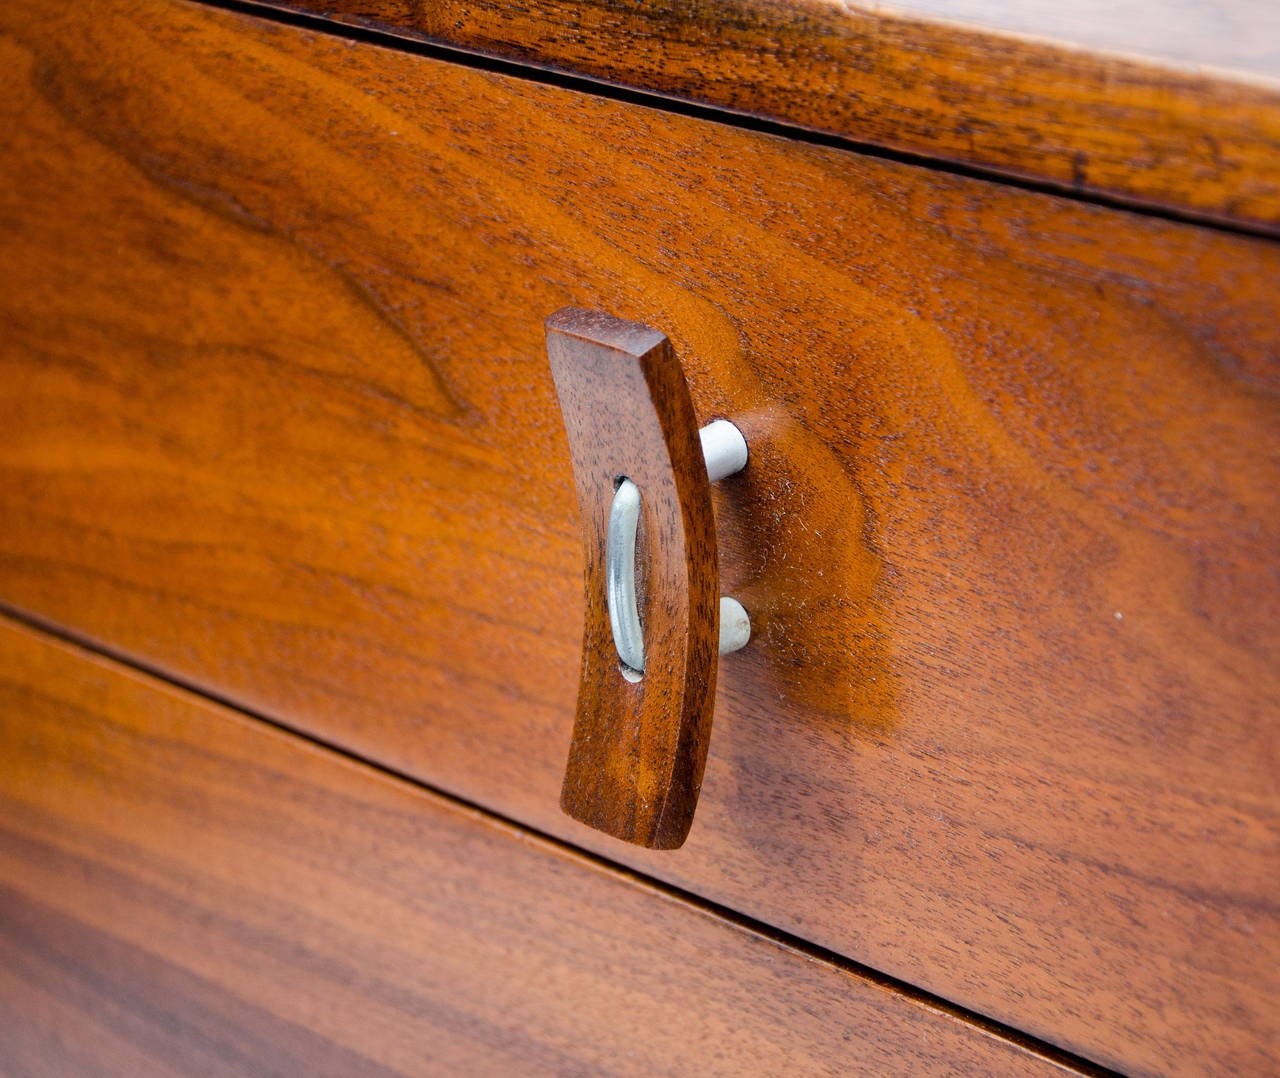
546,308,719,850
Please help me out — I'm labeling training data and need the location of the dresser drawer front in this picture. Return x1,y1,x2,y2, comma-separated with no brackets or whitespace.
1,1,1277,1072
1,616,1079,1076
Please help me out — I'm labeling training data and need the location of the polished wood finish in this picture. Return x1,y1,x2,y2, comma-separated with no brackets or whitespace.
547,309,720,849
0,617,1082,1076
264,0,1280,230
1,1,1278,1072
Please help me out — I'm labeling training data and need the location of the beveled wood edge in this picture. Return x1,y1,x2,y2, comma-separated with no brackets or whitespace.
227,0,1280,233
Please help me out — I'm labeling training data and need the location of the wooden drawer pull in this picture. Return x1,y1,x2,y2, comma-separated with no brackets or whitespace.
547,308,748,849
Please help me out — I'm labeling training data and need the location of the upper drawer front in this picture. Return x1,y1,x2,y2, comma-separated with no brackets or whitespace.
276,0,1280,230
2,2,1277,1073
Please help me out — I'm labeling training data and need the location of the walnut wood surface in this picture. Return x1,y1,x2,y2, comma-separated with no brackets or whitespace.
260,0,1280,230
1,1,1278,1072
547,310,720,849
0,616,1081,1076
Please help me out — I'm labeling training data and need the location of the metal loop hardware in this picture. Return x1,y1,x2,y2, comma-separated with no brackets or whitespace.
606,422,751,680
607,478,646,678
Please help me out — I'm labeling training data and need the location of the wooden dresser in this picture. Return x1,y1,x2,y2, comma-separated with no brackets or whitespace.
2,2,1277,1074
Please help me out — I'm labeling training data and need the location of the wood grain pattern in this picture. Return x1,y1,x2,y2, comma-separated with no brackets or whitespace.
260,0,1280,230
547,309,720,850
0,616,1082,1077
0,1,1277,1072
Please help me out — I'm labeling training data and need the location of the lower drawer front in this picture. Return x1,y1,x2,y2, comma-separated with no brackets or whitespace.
0,617,1073,1076
2,1,1278,1073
